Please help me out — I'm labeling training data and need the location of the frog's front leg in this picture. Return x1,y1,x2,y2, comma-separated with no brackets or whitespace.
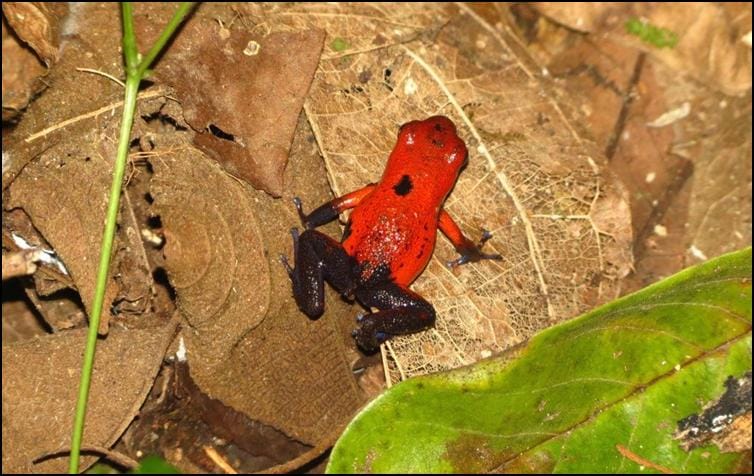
281,229,359,318
438,209,502,268
352,282,436,352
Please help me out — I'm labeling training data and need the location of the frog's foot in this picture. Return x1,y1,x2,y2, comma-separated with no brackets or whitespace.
352,282,436,353
447,229,502,268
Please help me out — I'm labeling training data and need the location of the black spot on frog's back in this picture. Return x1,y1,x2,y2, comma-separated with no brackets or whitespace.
393,174,413,196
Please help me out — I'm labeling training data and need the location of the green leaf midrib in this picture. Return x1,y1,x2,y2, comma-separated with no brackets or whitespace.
488,329,751,472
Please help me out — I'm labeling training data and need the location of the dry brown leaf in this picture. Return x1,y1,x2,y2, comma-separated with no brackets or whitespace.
535,3,752,96
519,7,751,291
149,137,270,365
2,18,47,121
660,66,753,266
1,319,178,473
248,3,632,381
237,2,448,61
6,137,143,334
2,3,125,190
1,2,67,65
134,4,325,197
149,117,365,443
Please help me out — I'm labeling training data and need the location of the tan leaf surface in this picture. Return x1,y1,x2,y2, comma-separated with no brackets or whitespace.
251,3,632,380
1,319,178,473
535,3,752,96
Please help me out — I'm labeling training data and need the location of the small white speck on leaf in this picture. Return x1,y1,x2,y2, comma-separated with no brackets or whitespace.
647,102,691,128
689,245,708,261
403,77,418,96
243,40,260,56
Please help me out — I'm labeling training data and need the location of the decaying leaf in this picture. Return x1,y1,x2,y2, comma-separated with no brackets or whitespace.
1,2,68,119
7,133,152,334
535,3,752,96
149,135,271,365
1,319,178,473
134,3,325,197
243,3,632,381
2,19,46,121
148,121,365,443
1,2,67,65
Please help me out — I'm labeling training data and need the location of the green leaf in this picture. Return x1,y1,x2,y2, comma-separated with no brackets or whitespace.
131,455,180,474
328,248,752,473
625,18,679,48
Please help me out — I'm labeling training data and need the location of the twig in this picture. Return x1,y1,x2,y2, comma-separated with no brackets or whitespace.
24,88,168,144
34,445,139,470
616,444,676,474
75,67,126,88
204,446,238,474
1,250,41,279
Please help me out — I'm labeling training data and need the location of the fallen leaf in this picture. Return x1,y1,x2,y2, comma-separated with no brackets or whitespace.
1,2,67,65
148,119,365,443
7,131,153,334
1,19,47,121
1,318,178,473
134,4,325,197
149,135,270,365
258,3,633,380
535,3,752,96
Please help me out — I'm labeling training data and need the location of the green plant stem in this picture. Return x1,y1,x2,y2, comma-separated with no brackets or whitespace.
135,2,195,79
68,3,195,473
121,3,138,70
68,77,139,476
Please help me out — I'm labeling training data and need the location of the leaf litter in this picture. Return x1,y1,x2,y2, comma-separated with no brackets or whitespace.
1,2,750,473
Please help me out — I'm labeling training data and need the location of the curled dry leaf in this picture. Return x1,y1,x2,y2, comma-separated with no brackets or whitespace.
2,19,47,121
134,4,325,197
245,3,632,381
1,2,67,118
7,136,152,334
1,319,178,473
1,2,67,65
535,3,752,96
149,138,270,365
149,120,365,443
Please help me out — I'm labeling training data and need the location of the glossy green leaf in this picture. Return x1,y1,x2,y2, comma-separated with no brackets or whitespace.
328,247,752,473
131,455,180,474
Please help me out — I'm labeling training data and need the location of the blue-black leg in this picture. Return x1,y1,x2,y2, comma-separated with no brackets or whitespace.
352,282,436,352
280,228,358,318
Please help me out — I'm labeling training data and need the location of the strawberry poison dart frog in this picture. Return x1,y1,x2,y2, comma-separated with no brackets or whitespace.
281,116,501,352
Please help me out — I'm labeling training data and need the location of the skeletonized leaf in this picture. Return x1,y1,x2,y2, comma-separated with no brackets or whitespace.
245,3,633,380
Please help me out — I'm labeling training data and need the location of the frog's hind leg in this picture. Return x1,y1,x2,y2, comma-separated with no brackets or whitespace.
281,228,358,319
352,282,436,352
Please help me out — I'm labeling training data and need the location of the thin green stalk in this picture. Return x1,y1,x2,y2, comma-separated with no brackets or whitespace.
68,3,195,473
135,2,195,79
68,78,139,475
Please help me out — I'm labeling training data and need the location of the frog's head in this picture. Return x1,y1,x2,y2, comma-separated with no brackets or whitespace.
387,116,469,198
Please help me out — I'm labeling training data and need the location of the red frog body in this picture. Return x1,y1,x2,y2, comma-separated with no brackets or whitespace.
281,116,501,352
